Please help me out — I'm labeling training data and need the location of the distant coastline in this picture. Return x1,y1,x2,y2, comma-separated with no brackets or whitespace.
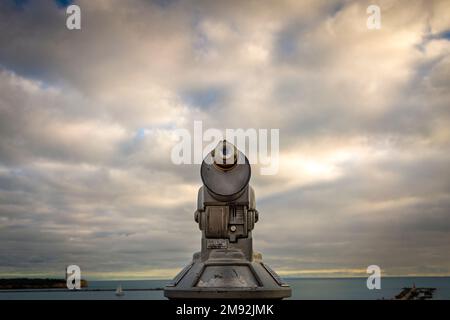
0,278,88,290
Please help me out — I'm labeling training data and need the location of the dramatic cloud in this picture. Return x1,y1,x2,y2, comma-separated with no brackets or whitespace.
0,0,449,279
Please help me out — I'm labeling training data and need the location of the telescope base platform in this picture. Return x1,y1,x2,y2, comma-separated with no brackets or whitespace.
164,251,291,299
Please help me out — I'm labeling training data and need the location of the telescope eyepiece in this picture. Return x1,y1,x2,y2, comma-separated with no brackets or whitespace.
212,140,237,171
201,141,251,200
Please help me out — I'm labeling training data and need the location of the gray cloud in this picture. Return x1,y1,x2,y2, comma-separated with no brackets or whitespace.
0,0,450,278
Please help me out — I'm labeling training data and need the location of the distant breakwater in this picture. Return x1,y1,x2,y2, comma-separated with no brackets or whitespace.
0,278,88,290
0,287,164,293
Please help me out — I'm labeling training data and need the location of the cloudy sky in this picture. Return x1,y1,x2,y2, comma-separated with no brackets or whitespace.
0,0,449,279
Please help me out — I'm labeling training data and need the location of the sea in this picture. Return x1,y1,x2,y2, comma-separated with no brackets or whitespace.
1,277,449,300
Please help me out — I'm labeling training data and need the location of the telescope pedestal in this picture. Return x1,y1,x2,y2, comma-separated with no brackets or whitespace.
164,249,291,299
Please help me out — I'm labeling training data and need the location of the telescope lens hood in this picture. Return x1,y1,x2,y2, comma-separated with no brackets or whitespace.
201,142,251,200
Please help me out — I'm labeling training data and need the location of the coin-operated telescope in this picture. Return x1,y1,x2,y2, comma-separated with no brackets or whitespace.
164,141,291,299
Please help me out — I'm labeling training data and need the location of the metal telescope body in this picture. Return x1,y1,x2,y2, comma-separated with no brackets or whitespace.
164,141,291,299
